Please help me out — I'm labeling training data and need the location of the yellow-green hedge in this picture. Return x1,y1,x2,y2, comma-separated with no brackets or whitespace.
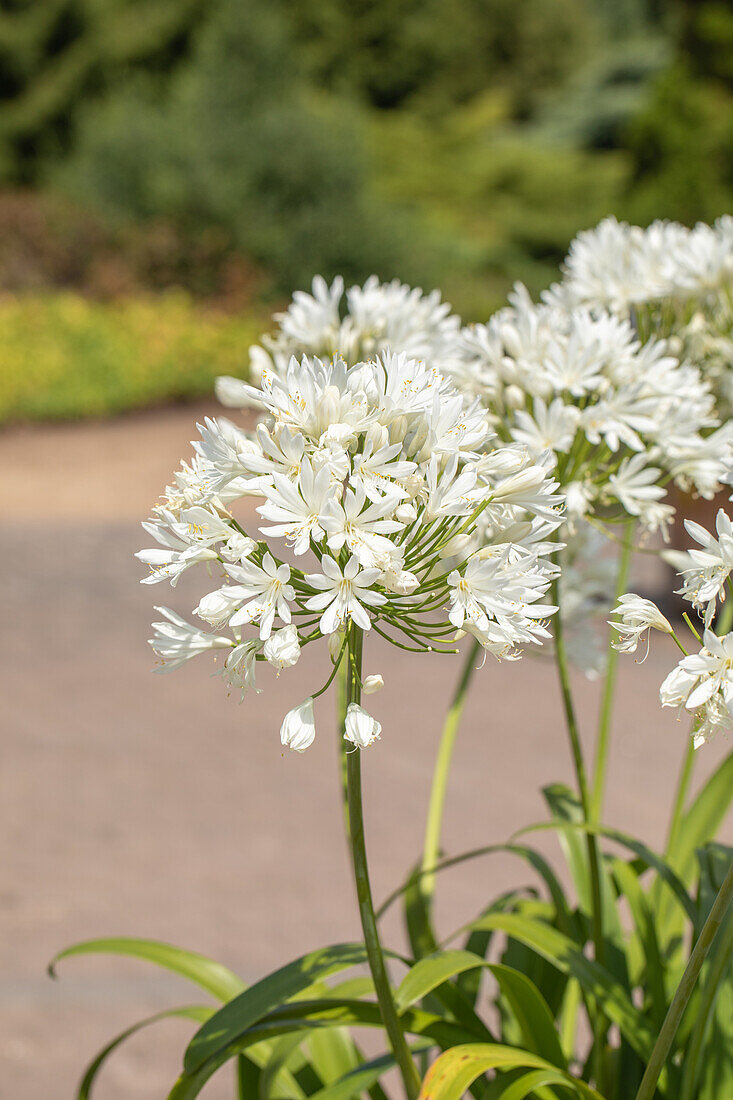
0,292,261,423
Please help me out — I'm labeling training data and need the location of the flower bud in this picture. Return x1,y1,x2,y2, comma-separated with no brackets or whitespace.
504,384,526,410
280,698,316,752
362,674,384,695
328,630,345,662
344,703,382,748
264,625,301,670
222,533,257,563
381,566,419,595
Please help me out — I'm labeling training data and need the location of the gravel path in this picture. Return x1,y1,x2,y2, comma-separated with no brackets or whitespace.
1,407,730,1099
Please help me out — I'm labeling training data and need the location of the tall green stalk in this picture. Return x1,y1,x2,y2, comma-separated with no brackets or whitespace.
344,627,422,1100
551,577,608,1088
635,860,733,1100
591,522,634,821
420,638,481,912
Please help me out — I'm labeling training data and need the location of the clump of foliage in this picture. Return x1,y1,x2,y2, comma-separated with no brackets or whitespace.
0,292,261,422
622,0,733,225
54,0,425,293
0,189,263,303
0,0,206,181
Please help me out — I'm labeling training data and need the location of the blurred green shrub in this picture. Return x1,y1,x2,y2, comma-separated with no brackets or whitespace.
623,67,733,224
282,0,595,115
368,108,629,318
622,0,733,225
0,0,205,181
0,292,260,423
55,0,426,293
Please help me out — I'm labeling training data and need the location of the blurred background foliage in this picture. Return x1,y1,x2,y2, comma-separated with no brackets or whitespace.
0,0,730,420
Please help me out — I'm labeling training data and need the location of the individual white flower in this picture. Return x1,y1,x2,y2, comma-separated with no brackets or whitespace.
362,674,384,695
344,703,382,748
264,625,301,670
692,694,732,749
320,484,404,566
222,639,262,699
257,458,334,555
511,397,579,458
136,507,229,585
305,556,386,634
605,454,665,518
220,533,257,564
225,553,295,639
609,593,673,654
677,509,733,625
281,699,316,752
149,607,233,671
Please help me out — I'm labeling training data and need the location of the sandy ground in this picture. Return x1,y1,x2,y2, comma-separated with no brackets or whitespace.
1,405,731,1099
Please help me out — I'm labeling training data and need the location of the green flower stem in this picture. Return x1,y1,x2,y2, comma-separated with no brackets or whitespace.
635,859,733,1100
591,521,634,822
344,628,422,1100
337,654,351,843
420,637,481,913
551,578,608,1088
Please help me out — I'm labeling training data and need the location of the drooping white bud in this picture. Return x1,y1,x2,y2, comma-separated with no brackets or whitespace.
362,674,384,695
328,630,346,662
280,698,316,752
344,703,382,748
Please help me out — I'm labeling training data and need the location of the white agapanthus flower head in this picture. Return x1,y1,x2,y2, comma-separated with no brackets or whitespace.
544,216,733,419
225,275,462,392
453,282,729,539
140,344,563,750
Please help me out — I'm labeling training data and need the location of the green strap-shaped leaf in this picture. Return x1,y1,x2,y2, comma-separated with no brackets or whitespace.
183,943,402,1073
418,1043,605,1100
463,913,658,1065
497,1067,587,1099
77,1007,212,1100
307,1047,431,1100
489,963,567,1069
169,998,471,1100
610,858,667,1025
674,750,733,885
655,752,733,956
394,950,564,1067
50,937,245,1001
394,950,483,1014
514,819,697,925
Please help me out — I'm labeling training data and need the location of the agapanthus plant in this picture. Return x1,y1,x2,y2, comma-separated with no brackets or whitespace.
135,343,563,1096
55,239,733,1100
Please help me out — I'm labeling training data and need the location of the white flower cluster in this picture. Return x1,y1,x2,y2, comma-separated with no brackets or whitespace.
546,215,733,313
233,275,462,388
139,349,562,751
611,505,733,748
454,283,729,536
545,215,733,416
